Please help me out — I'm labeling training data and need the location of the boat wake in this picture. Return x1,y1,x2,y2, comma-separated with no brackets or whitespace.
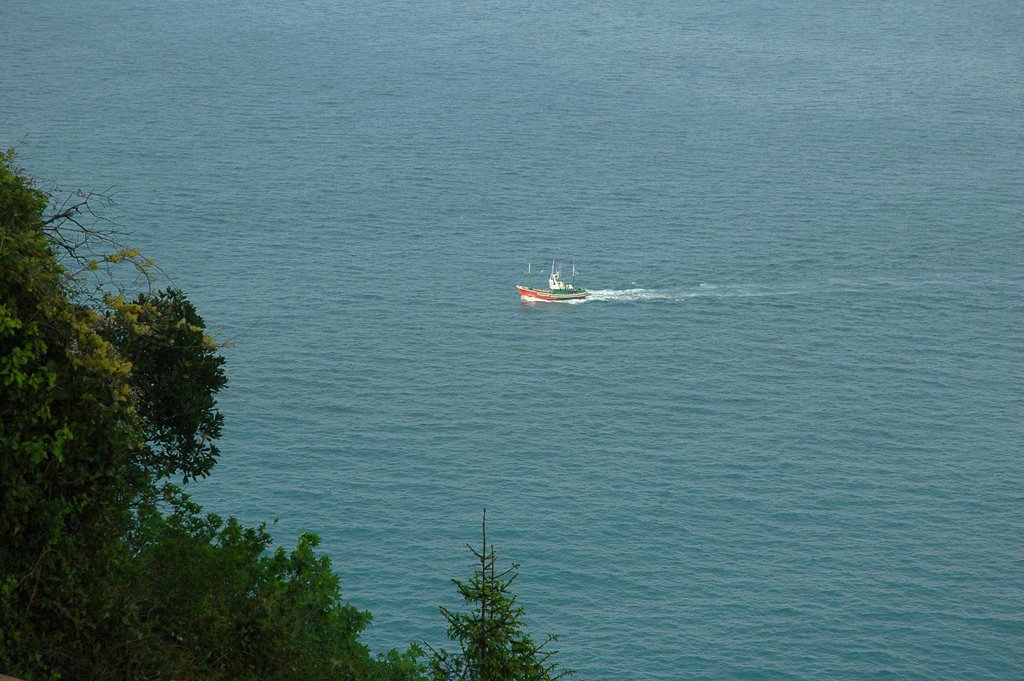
587,283,807,303
586,288,698,303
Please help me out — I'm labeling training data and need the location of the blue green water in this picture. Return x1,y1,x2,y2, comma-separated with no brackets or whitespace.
5,1,1023,678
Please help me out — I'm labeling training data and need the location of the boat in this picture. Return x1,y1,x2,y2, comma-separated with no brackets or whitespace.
516,261,589,302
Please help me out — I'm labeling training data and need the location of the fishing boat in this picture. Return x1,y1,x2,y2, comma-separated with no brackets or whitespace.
516,261,589,302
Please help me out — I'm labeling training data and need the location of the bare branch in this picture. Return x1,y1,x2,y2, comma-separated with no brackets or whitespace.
37,186,174,302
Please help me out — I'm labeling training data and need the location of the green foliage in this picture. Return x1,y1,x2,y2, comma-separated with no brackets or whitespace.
0,151,424,681
104,287,227,483
119,491,423,680
428,511,577,681
1,148,141,677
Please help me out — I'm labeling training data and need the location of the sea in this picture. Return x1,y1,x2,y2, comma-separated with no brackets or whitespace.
4,1,1022,678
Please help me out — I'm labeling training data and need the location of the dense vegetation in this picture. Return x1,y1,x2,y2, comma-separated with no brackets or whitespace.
0,151,576,680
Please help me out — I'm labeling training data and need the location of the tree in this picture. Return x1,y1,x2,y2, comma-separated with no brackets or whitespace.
103,287,227,484
126,492,424,680
1,148,142,676
428,510,578,681
0,150,425,680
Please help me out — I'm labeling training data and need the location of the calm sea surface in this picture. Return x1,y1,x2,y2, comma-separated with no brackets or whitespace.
5,1,1023,678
